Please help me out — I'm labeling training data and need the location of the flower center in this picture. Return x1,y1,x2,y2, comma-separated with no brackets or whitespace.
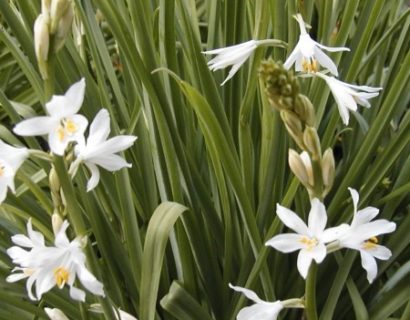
299,236,318,251
57,118,78,142
302,57,318,73
362,236,378,250
54,266,70,288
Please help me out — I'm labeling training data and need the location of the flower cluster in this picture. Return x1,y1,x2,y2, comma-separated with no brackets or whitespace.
203,14,382,125
13,78,137,191
266,188,395,282
7,219,104,301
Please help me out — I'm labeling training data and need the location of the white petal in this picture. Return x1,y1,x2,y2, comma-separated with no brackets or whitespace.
237,302,283,320
91,154,131,172
44,307,70,320
26,271,38,300
313,47,339,76
35,268,56,299
11,235,34,248
48,130,69,156
82,136,137,160
77,265,104,296
220,55,249,85
360,250,378,283
54,220,70,247
348,188,359,215
88,109,111,145
229,284,264,304
354,207,379,226
364,244,392,260
46,79,85,117
27,219,45,246
7,246,30,262
69,285,86,301
0,181,8,203
85,163,100,192
320,224,350,243
309,243,327,263
0,141,29,171
308,199,327,235
353,220,396,242
276,204,309,235
283,45,301,70
6,272,29,283
265,233,305,252
316,42,350,52
297,250,313,279
13,117,56,136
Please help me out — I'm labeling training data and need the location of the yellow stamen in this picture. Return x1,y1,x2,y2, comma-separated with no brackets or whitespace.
54,267,70,288
65,119,77,134
299,236,318,251
302,57,318,73
311,58,318,72
57,127,65,142
362,237,378,250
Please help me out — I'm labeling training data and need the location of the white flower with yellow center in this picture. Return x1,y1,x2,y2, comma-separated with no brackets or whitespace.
266,199,347,278
7,219,104,301
229,284,284,320
315,73,382,125
0,140,29,204
284,14,350,76
338,188,396,283
13,78,88,155
70,108,137,191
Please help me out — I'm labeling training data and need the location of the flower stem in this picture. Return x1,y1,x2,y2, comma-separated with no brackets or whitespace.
305,262,318,320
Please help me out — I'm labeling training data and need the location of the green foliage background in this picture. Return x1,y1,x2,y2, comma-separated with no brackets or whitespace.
0,0,409,319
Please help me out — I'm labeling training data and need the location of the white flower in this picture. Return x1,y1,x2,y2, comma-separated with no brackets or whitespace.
338,188,396,283
13,78,88,155
71,109,137,191
315,73,382,125
284,14,349,76
202,40,258,85
44,308,69,320
229,284,283,320
266,199,347,278
89,304,138,320
0,140,29,204
7,219,104,301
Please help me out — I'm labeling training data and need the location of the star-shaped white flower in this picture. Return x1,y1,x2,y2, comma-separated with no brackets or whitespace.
315,73,382,125
229,284,283,320
338,188,396,283
0,140,29,204
284,14,349,76
7,219,104,301
266,199,347,278
14,78,88,155
203,40,259,85
70,109,137,191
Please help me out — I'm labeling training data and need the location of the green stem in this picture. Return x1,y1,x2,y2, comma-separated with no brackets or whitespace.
305,262,318,320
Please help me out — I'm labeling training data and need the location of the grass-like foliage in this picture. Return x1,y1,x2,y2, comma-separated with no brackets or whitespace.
0,0,409,319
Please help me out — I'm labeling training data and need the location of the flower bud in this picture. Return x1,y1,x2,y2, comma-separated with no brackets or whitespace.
321,148,335,191
41,0,51,14
34,14,50,79
50,0,71,34
53,5,74,52
303,127,321,159
300,151,314,186
281,111,305,149
49,166,60,193
294,94,315,127
288,149,310,187
51,213,63,236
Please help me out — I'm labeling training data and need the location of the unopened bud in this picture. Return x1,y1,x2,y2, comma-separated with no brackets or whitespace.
300,151,314,186
303,127,321,159
321,148,335,191
51,213,64,236
49,166,60,193
289,149,310,187
50,0,71,34
295,94,315,127
53,5,74,52
34,14,50,79
41,0,51,14
77,235,88,248
281,111,305,149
